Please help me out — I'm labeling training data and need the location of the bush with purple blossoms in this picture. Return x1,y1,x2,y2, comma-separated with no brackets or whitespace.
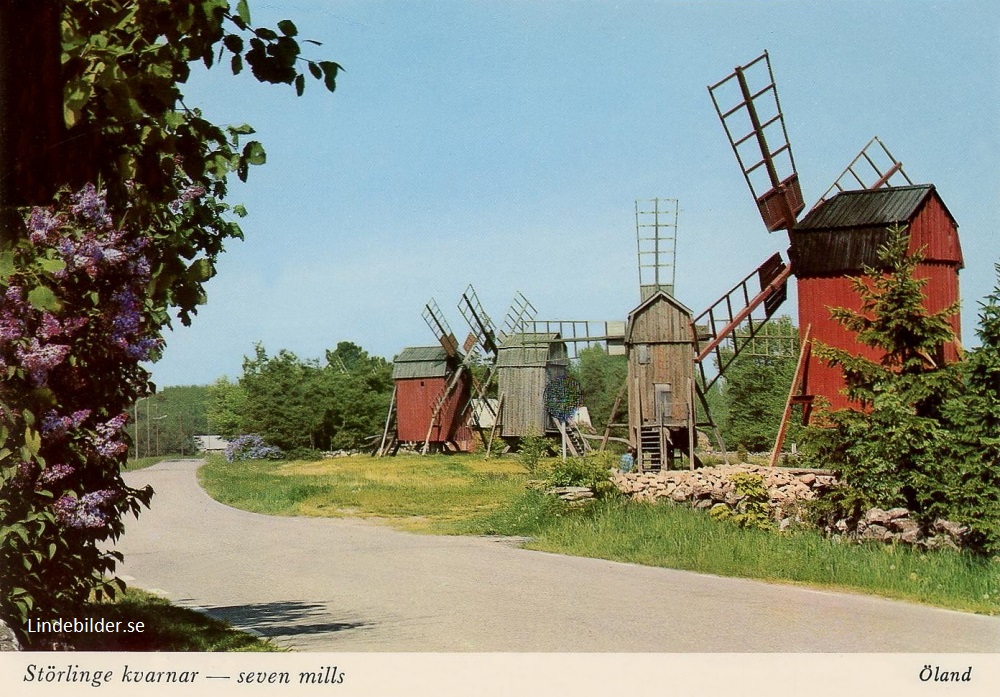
1,184,167,643
225,434,284,462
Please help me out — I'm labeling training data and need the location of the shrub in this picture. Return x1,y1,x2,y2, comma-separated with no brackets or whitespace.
225,434,284,462
709,472,774,530
546,455,618,499
517,431,551,475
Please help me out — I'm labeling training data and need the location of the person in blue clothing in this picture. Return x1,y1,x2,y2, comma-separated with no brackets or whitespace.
619,446,636,473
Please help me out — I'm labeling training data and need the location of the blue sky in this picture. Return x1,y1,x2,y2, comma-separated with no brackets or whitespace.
150,0,1000,387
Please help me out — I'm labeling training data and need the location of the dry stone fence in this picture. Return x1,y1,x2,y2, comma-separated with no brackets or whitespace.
610,464,970,550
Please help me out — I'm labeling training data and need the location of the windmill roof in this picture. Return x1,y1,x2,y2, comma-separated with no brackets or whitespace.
789,184,960,276
794,184,944,230
392,346,453,379
497,332,568,367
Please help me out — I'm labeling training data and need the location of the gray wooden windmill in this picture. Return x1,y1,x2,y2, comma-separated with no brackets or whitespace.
457,285,540,448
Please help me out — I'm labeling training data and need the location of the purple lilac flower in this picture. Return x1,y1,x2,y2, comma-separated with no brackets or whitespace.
69,183,112,228
41,409,91,438
27,207,63,245
94,414,129,457
15,339,71,385
125,336,162,361
53,494,110,530
168,184,206,213
38,464,75,486
225,434,284,462
38,313,88,340
110,288,142,342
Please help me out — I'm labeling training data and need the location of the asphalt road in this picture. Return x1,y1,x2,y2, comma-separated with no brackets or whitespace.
116,459,1000,652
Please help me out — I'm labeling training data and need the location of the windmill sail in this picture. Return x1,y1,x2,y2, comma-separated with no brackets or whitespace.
708,51,804,232
692,253,792,393
812,136,913,210
422,298,459,357
635,197,679,300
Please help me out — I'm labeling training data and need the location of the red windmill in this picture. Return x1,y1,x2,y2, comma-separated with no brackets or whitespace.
707,52,963,444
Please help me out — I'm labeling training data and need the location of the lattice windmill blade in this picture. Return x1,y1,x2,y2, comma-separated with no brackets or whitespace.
422,298,459,357
498,291,537,344
692,252,792,393
732,318,800,358
524,320,627,359
458,284,498,358
635,197,679,301
708,51,804,233
811,136,914,210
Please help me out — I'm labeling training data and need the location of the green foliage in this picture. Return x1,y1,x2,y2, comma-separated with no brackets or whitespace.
938,264,1000,555
570,346,627,432
234,341,392,452
714,315,800,451
709,472,774,530
60,0,341,328
546,454,618,499
2,1,339,646
130,385,210,457
206,376,247,439
517,430,550,476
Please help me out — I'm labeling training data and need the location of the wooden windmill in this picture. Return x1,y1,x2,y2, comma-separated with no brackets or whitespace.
458,285,551,449
707,51,963,450
622,192,793,471
379,298,474,456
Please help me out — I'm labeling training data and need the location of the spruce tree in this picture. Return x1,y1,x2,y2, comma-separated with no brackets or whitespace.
804,226,962,521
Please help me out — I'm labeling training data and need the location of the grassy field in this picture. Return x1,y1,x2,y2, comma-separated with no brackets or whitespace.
198,452,529,532
69,588,280,651
198,453,999,615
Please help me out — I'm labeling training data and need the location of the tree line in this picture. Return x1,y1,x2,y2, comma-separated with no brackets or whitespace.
205,341,393,457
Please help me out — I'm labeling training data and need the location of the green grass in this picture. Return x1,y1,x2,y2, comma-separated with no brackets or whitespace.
469,494,1000,615
70,588,281,651
196,452,999,615
124,454,190,471
198,452,529,532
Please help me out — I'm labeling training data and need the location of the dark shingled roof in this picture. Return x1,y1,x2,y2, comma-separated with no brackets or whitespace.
789,185,955,276
794,185,937,231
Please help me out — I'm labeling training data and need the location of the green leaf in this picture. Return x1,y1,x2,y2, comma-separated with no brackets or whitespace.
236,0,251,25
319,61,341,92
24,428,42,457
0,250,14,280
38,257,66,274
223,33,243,55
295,73,305,96
242,140,266,166
277,19,297,37
27,286,61,311
231,54,243,75
232,205,248,217
186,258,216,282
308,61,322,80
255,27,278,41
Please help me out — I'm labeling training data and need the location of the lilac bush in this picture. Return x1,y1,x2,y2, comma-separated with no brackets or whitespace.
225,434,284,462
1,184,166,635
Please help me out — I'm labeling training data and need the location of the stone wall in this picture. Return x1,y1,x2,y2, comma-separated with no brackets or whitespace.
613,464,836,526
611,465,969,549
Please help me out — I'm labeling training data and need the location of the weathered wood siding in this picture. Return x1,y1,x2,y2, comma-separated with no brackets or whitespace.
625,293,694,432
496,335,569,438
395,376,472,446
